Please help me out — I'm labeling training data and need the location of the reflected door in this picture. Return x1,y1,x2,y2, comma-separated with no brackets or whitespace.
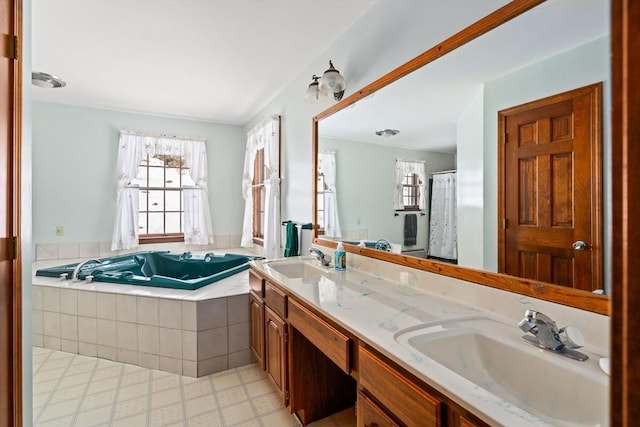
499,83,603,291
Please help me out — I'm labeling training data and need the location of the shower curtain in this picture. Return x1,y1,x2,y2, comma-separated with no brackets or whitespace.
428,172,457,260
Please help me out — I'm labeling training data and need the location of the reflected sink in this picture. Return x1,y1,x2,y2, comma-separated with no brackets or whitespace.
395,318,608,426
264,259,329,279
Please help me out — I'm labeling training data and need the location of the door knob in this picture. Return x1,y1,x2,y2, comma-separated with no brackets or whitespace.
572,240,587,250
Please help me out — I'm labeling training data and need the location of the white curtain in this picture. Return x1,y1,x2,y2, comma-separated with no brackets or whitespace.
111,131,213,250
393,160,427,210
241,130,258,248
111,132,149,250
428,172,458,260
241,115,281,259
183,140,215,245
319,152,342,238
262,118,281,259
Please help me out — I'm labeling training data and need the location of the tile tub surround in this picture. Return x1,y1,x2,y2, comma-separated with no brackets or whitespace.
35,237,246,261
254,252,610,426
33,252,255,377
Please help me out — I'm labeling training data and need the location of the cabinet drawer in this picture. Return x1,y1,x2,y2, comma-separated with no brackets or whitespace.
357,390,399,427
359,345,442,427
288,298,350,373
265,281,287,318
249,269,265,297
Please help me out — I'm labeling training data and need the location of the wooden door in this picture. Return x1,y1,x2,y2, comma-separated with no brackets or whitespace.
249,291,265,369
1,0,21,424
265,306,288,405
499,83,603,291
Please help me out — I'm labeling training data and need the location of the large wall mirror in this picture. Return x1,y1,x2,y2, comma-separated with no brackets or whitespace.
313,0,610,315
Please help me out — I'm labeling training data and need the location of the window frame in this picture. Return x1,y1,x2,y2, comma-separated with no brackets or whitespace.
251,148,267,244
399,172,422,211
136,153,189,244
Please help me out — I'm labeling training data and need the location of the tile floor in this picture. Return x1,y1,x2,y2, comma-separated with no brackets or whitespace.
33,347,356,426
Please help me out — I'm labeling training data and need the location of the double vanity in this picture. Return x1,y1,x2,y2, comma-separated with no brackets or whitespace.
248,251,609,426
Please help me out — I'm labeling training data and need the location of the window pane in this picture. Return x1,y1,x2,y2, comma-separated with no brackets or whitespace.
148,166,165,187
165,191,181,211
165,167,181,188
148,212,164,234
317,212,325,228
139,190,148,212
165,213,181,234
148,190,164,211
138,213,147,233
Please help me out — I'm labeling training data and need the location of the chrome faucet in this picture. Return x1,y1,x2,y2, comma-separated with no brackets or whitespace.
309,248,332,267
71,259,102,281
374,238,392,252
518,309,588,361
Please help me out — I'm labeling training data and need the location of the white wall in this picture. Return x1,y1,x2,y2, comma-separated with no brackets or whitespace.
32,102,245,247
482,36,611,281
456,87,485,269
321,137,455,248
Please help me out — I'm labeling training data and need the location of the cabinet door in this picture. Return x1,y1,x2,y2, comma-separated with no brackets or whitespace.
265,306,288,406
249,291,265,369
357,391,399,427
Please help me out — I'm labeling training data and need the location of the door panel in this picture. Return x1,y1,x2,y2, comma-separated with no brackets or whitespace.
499,83,603,291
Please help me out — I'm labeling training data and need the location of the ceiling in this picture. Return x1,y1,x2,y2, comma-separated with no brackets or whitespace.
319,0,609,153
31,0,376,125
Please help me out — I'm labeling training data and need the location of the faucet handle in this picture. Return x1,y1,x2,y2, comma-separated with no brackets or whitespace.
558,326,585,349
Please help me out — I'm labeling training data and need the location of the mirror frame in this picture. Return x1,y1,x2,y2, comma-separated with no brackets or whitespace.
311,0,610,316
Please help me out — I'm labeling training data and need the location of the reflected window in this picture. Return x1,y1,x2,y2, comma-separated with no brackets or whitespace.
394,159,426,211
402,173,422,210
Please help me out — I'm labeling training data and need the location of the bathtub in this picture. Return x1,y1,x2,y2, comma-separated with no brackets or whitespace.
32,249,260,376
36,251,260,290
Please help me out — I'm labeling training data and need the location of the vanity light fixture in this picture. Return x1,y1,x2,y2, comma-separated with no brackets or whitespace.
304,60,346,103
32,71,66,88
305,75,329,103
375,129,400,137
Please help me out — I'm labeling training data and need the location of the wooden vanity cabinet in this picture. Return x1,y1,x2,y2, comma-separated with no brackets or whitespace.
248,270,265,369
249,291,264,369
263,280,289,406
248,270,290,406
265,305,288,404
357,391,400,427
358,344,443,426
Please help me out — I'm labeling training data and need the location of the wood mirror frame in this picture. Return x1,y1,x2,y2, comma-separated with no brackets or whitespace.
311,0,610,316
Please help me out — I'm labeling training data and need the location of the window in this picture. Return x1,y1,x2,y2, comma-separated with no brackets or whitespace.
132,153,195,242
401,172,422,210
252,148,267,240
394,160,426,211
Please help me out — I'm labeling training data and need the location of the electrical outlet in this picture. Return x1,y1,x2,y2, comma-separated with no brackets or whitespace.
55,225,64,236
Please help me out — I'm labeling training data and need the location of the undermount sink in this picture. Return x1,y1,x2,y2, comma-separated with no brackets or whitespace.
264,259,329,279
395,318,608,426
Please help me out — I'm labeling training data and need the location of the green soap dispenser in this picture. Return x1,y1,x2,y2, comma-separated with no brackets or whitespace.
335,242,346,271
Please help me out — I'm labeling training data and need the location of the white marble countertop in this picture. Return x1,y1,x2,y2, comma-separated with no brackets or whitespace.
250,256,609,427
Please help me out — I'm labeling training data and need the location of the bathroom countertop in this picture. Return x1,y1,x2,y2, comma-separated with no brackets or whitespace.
250,256,609,427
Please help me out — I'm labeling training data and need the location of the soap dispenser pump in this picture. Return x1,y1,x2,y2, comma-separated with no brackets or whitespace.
335,242,346,271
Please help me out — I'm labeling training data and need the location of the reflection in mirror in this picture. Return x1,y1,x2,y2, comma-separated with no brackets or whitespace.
315,0,611,304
